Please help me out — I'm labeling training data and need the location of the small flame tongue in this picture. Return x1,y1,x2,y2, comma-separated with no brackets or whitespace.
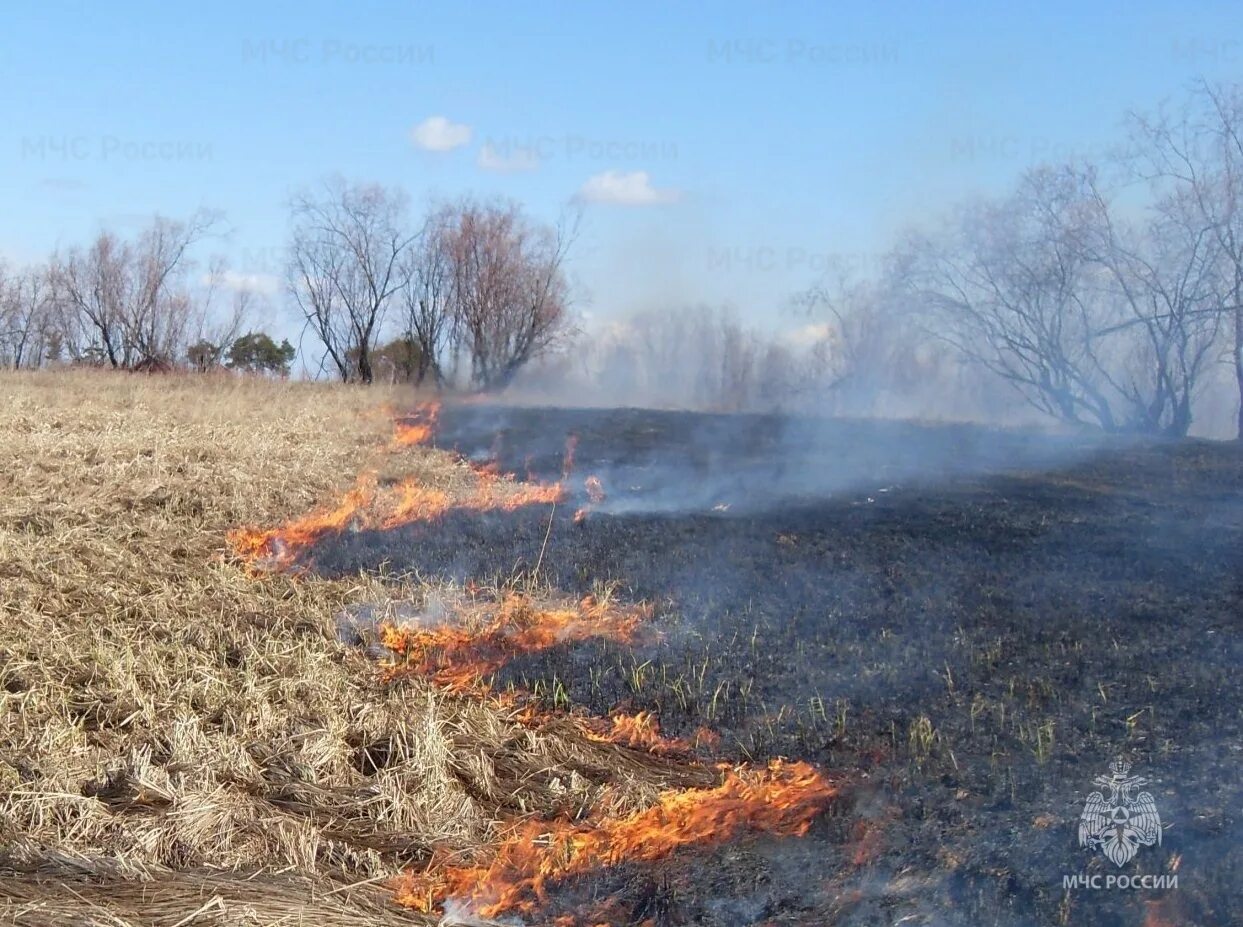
396,759,835,919
378,593,649,693
389,403,441,448
227,401,571,571
227,402,836,923
227,472,378,571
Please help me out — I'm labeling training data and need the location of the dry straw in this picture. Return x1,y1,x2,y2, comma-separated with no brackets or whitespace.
0,371,685,925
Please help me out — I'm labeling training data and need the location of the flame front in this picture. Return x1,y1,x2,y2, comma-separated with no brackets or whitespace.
227,473,378,571
396,759,835,918
228,401,568,571
389,403,440,448
581,710,689,755
228,400,837,923
379,593,649,694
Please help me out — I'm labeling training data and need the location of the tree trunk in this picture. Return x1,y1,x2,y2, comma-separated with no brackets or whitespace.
1235,304,1243,440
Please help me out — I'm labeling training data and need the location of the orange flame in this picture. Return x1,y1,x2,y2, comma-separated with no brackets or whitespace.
228,402,836,924
229,401,569,571
380,480,454,528
581,711,689,755
562,434,579,480
1142,899,1180,927
574,475,607,524
227,472,378,571
388,402,440,449
381,470,565,532
584,475,605,504
380,593,649,693
475,433,505,475
395,759,835,918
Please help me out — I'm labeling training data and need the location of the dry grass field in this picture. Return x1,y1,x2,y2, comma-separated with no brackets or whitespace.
0,371,440,923
0,372,830,927
4,372,1237,927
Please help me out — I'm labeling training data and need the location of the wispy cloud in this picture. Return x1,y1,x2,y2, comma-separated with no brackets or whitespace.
576,170,680,206
785,322,833,347
477,141,540,173
409,115,472,152
38,177,88,193
208,270,281,296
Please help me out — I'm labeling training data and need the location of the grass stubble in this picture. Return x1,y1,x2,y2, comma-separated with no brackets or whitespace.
0,371,720,926
2,370,835,924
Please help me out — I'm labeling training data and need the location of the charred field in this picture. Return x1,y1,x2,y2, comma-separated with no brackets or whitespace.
2,376,1240,927
312,403,1243,926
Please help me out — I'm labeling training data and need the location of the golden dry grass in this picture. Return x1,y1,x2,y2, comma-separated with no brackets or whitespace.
0,371,684,926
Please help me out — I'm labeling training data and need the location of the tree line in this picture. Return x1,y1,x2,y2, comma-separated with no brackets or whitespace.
0,211,293,376
827,79,1243,439
542,82,1243,438
289,181,573,389
4,81,1242,438
0,186,573,389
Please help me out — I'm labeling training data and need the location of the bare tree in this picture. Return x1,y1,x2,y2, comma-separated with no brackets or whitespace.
601,305,713,406
399,203,458,387
718,316,760,411
52,231,132,367
1085,178,1224,435
897,166,1124,430
125,213,218,364
629,306,700,401
795,257,938,414
0,263,18,367
0,264,54,369
755,339,797,410
1130,81,1243,438
592,305,775,411
0,263,11,364
288,179,416,384
51,212,217,368
440,198,574,392
897,161,1228,436
185,258,253,371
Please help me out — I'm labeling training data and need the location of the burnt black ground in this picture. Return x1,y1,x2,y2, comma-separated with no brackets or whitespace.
314,404,1242,927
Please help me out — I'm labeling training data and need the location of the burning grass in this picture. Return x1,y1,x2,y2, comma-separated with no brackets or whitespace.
0,371,836,926
0,372,467,922
228,401,569,572
395,759,834,920
377,588,651,695
14,373,1235,924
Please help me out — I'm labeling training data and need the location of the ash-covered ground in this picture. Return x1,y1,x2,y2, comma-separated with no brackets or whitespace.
318,405,1241,926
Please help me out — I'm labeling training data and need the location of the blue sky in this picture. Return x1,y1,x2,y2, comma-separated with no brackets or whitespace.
2,1,1241,337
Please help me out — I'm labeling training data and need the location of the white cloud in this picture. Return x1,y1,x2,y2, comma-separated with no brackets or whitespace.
477,142,540,173
38,177,88,193
208,270,281,296
784,322,833,347
576,170,680,206
409,115,472,152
